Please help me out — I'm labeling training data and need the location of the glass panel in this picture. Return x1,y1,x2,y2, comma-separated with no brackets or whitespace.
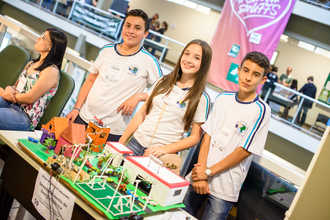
299,0,330,10
68,2,123,40
261,81,330,139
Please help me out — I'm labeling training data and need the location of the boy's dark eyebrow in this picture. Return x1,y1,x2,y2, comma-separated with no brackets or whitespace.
125,21,142,28
242,66,261,75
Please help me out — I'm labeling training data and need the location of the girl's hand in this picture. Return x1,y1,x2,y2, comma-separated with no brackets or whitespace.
144,146,167,158
192,163,208,182
4,86,17,103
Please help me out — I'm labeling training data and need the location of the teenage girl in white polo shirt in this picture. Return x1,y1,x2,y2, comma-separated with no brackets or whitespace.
119,39,212,158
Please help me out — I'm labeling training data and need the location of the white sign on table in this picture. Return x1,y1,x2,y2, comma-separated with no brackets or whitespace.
32,168,76,220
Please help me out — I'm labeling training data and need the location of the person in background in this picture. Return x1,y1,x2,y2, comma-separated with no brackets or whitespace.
261,66,278,101
278,67,293,87
282,79,298,119
42,0,53,10
146,13,159,39
66,9,163,142
296,76,316,126
151,21,168,56
92,0,98,7
0,28,67,130
183,51,271,220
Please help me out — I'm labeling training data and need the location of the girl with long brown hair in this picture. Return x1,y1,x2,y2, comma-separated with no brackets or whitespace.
119,39,212,158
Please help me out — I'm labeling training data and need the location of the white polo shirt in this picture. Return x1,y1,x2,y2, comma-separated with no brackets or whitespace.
133,78,211,148
80,44,163,135
186,91,271,202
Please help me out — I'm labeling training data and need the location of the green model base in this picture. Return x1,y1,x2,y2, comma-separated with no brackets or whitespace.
18,139,185,219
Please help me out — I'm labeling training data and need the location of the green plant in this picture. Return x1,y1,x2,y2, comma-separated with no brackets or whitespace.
44,138,56,147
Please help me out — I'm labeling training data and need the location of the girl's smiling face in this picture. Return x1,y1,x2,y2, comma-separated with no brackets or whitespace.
180,44,202,76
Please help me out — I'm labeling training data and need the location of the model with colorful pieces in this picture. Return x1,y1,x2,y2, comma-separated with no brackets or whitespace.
40,121,188,217
119,39,212,170
39,116,111,154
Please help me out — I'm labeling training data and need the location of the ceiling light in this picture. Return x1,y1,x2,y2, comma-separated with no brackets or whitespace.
315,47,330,59
196,5,211,14
298,41,315,52
184,1,197,9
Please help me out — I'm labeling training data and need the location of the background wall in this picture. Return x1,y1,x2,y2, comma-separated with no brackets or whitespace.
129,0,220,63
274,40,330,126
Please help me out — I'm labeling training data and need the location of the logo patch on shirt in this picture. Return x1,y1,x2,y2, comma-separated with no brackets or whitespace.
177,100,186,109
128,65,139,75
235,121,247,136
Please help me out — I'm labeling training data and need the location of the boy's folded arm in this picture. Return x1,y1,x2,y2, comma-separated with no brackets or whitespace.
119,100,148,144
117,92,148,116
210,147,251,177
193,180,210,195
197,132,211,166
192,146,251,182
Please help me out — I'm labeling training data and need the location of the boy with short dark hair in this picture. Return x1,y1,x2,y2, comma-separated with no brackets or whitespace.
66,9,163,141
183,51,271,220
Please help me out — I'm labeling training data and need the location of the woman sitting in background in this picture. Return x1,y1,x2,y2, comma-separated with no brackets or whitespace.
0,28,67,130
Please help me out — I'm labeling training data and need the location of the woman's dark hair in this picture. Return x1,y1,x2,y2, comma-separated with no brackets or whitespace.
271,66,278,73
146,39,212,131
163,21,168,31
33,28,67,71
291,79,298,90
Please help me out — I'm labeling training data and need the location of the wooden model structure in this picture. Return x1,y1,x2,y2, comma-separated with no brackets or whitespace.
54,123,85,159
40,117,68,144
85,121,110,152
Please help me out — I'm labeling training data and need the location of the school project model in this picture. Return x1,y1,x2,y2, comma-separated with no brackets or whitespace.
19,118,188,219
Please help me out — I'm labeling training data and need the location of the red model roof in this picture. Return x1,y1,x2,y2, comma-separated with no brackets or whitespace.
60,123,85,144
126,156,190,188
106,142,133,155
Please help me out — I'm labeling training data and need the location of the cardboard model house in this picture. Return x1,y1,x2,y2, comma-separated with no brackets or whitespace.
103,142,133,167
124,156,189,207
40,117,68,144
54,123,85,158
85,121,110,152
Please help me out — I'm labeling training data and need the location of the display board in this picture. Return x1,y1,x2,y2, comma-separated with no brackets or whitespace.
318,73,330,106
208,0,296,91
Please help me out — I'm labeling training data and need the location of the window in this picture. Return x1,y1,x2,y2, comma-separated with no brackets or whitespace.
173,189,182,196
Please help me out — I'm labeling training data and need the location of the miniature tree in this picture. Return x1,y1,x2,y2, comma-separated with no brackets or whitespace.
122,169,130,184
44,137,56,153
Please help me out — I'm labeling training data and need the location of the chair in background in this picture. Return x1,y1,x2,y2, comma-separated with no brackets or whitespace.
0,44,30,89
308,113,330,135
36,70,75,129
0,44,30,158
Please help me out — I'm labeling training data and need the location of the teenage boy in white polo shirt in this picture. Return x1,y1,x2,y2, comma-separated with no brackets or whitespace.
66,9,163,141
183,51,271,220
